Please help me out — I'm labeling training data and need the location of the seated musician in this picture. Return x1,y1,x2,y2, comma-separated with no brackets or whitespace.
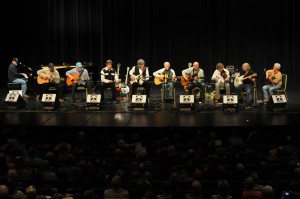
37,63,65,102
100,59,121,102
7,57,29,98
153,61,177,102
234,62,257,105
211,62,230,103
129,59,151,98
65,62,92,103
181,61,205,102
262,63,282,103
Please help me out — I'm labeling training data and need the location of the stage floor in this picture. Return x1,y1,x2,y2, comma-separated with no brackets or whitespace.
1,82,299,128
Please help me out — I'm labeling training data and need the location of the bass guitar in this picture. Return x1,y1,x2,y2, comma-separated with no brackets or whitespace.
154,74,181,85
37,74,65,84
66,74,90,86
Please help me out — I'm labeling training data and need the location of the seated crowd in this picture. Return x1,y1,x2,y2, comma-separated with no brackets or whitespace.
0,126,299,199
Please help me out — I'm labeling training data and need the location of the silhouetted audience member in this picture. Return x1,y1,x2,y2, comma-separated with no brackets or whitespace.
186,180,204,199
262,185,274,199
211,179,232,199
103,175,129,199
0,184,11,199
242,176,262,199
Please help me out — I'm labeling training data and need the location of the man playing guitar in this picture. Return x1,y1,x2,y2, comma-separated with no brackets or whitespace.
37,63,65,102
65,62,92,103
181,61,206,102
129,59,151,98
234,62,257,105
153,61,177,102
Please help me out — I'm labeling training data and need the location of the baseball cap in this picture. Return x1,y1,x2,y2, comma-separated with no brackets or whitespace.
76,62,83,68
48,63,55,69
106,59,113,64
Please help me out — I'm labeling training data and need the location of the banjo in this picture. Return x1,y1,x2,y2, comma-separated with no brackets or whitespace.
120,67,130,95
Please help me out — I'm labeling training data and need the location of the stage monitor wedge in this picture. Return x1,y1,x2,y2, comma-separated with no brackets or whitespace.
223,95,238,112
86,94,101,110
266,94,287,111
41,93,58,110
132,94,147,111
5,93,27,109
179,95,195,111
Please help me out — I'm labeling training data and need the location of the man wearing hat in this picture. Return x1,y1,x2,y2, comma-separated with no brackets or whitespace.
100,59,121,102
7,57,29,98
129,58,151,98
36,63,65,102
65,62,92,103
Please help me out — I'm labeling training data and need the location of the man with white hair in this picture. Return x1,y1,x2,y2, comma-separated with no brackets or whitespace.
262,63,282,103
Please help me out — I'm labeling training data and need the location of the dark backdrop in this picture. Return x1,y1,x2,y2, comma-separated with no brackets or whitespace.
1,0,299,85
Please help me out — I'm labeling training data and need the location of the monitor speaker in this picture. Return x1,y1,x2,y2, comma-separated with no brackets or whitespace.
132,94,147,110
223,95,238,112
179,95,195,111
86,94,101,110
266,94,287,111
41,93,58,110
5,93,26,109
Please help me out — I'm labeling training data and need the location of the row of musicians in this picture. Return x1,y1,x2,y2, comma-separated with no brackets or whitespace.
8,57,283,104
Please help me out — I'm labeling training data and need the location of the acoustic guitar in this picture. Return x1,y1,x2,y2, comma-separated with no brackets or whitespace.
154,74,181,85
66,74,90,86
180,74,205,87
37,74,65,84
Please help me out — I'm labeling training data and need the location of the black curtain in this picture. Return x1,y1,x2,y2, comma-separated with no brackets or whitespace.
1,0,299,85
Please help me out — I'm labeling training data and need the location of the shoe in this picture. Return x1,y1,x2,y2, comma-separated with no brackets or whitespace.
70,99,74,103
59,99,64,103
263,98,269,103
23,94,29,98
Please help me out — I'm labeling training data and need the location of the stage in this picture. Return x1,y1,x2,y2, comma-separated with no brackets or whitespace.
0,81,299,129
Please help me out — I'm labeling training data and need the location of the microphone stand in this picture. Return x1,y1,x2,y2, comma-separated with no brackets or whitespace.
258,69,266,104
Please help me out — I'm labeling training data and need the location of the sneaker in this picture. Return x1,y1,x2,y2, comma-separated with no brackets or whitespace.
23,94,30,98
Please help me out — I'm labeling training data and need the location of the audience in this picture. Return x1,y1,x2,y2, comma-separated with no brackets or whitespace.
0,126,299,199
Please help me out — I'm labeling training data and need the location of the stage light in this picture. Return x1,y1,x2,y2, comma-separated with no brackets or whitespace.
5,93,26,109
266,94,287,111
41,93,57,110
86,94,101,110
223,95,238,112
179,95,195,111
132,94,147,111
